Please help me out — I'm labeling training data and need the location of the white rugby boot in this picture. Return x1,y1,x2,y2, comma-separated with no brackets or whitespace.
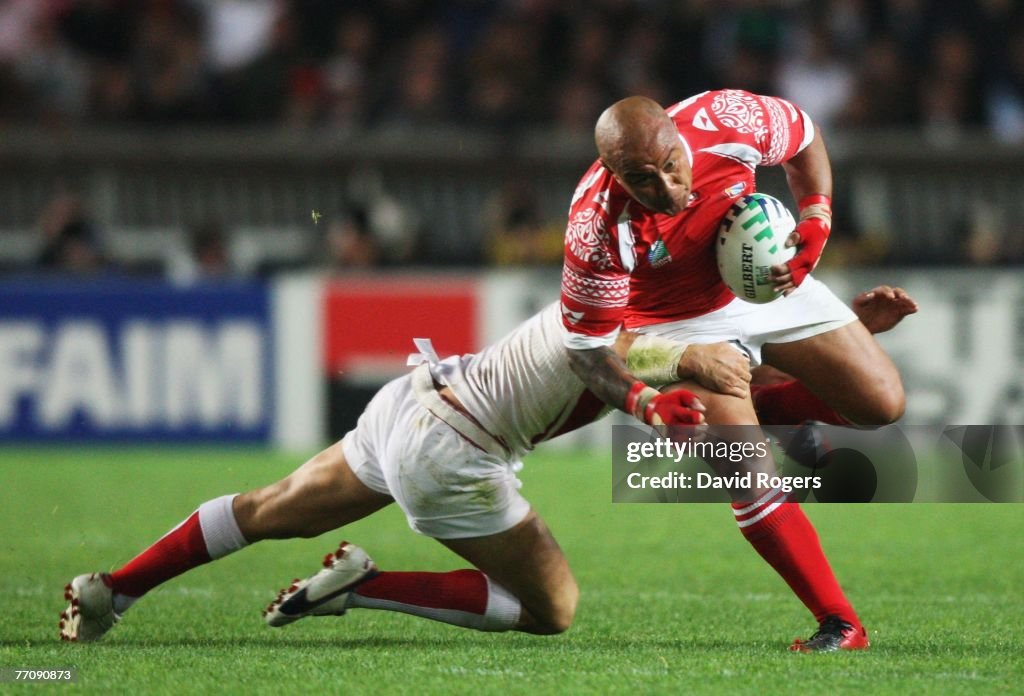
59,573,121,642
263,541,378,627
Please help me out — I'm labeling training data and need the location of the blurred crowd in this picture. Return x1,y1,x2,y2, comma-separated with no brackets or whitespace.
25,184,425,279
2,0,1024,140
5,0,1024,277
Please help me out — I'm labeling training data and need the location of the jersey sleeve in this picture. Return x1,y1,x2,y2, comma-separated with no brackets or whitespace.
755,93,815,166
559,166,631,349
683,90,815,169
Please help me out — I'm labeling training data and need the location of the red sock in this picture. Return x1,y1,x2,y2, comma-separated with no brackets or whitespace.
752,381,849,425
109,512,211,598
349,569,521,631
108,495,246,601
732,491,860,626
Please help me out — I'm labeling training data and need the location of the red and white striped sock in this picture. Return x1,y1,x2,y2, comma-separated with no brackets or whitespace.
107,494,248,613
348,569,521,631
751,381,850,426
732,488,861,627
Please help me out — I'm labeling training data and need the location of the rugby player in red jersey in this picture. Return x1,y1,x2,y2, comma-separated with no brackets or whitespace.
560,91,910,651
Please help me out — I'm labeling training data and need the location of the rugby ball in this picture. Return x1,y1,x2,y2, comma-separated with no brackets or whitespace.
717,193,797,304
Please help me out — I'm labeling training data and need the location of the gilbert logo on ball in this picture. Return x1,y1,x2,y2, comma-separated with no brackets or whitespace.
717,193,796,304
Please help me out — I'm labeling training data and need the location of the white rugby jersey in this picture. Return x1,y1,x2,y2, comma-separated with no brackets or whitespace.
423,303,606,457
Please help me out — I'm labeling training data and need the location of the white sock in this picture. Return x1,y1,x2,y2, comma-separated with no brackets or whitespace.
480,576,522,631
197,494,248,560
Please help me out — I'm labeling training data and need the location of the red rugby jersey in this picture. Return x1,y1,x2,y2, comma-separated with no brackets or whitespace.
560,89,814,348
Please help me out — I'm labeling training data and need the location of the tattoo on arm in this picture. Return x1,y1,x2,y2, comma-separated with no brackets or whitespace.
567,346,638,411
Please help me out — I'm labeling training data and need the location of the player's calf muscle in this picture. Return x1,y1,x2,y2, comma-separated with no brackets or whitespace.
237,445,389,541
234,471,341,540
235,478,378,541
232,486,305,540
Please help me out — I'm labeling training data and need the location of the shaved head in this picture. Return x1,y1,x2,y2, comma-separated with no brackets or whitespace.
595,96,676,171
593,96,691,215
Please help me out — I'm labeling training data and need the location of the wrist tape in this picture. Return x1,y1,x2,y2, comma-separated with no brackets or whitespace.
624,382,661,422
798,193,832,228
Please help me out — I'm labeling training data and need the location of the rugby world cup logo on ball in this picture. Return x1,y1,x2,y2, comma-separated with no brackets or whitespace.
717,193,796,304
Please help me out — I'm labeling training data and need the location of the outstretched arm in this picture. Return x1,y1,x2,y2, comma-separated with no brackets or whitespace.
567,345,638,410
566,345,705,426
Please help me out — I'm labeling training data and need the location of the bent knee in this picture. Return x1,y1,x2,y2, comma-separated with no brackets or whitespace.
878,387,906,424
530,581,579,635
849,379,906,426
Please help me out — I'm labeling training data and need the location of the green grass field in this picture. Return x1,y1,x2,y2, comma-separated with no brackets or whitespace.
1,447,1021,695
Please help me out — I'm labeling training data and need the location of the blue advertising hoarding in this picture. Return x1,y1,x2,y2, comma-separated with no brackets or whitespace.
0,278,273,442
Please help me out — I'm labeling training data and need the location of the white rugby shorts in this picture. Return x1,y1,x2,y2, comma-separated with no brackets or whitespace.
635,275,856,365
341,365,530,539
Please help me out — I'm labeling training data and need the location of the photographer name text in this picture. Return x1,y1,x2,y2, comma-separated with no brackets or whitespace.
625,471,822,493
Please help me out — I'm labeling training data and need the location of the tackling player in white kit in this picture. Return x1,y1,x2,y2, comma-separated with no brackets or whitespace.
59,303,711,641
